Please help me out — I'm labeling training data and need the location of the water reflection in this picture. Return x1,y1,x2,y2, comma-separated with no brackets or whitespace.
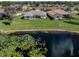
12,31,79,57
28,32,79,57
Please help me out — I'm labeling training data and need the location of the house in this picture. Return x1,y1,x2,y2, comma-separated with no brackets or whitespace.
4,6,23,17
4,6,17,16
47,8,70,20
12,4,22,11
24,10,47,20
0,8,4,14
0,8,6,19
35,4,44,11
22,4,28,11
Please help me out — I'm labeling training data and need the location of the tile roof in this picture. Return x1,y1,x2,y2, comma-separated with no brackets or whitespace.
24,10,46,17
48,8,70,16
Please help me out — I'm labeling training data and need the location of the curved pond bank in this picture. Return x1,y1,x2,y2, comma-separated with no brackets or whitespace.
0,29,79,57
0,29,79,35
1,29,78,57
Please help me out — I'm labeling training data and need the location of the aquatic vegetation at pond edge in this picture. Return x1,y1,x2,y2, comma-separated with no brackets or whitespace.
0,32,79,57
0,34,47,57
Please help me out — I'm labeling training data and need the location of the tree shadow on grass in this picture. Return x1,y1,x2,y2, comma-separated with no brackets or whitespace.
64,21,79,25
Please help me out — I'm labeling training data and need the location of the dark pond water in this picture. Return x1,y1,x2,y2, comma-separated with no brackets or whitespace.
12,31,79,57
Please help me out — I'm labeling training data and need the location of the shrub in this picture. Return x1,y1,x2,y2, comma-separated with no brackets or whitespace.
21,16,24,19
0,34,47,57
2,20,11,25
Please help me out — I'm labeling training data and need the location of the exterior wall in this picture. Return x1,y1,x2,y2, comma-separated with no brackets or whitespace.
47,13,63,20
24,15,46,20
54,15,63,20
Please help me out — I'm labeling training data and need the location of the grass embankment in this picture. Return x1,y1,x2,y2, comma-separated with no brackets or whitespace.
0,14,79,31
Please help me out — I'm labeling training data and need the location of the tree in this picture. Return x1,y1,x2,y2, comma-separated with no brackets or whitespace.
1,1,12,7
28,40,47,57
0,34,47,57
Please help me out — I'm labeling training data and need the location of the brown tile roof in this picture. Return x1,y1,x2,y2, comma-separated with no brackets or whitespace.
48,8,70,16
35,4,44,11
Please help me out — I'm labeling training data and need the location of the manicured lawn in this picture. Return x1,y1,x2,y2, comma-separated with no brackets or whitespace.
0,17,57,30
0,14,79,31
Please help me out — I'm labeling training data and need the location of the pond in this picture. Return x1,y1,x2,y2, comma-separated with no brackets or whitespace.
11,31,79,57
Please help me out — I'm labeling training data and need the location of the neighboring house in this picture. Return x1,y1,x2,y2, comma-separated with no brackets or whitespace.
22,4,28,11
35,4,44,11
4,6,17,16
0,8,6,18
4,6,23,17
47,8,70,20
0,8,4,14
24,10,47,20
16,4,23,12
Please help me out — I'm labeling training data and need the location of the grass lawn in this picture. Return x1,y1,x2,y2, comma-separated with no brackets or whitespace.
0,14,79,31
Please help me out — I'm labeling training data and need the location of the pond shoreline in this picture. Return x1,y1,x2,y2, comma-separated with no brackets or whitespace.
0,29,79,35
0,29,79,57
